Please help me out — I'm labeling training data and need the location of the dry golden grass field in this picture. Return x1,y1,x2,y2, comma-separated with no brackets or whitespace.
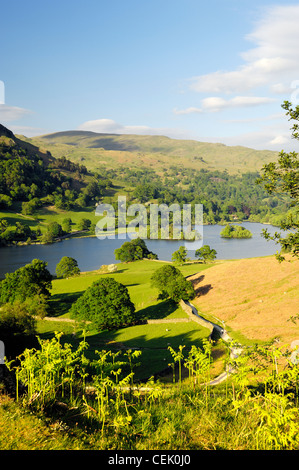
190,255,299,346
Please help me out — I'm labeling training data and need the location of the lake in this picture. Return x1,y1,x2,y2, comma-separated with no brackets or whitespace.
0,222,280,278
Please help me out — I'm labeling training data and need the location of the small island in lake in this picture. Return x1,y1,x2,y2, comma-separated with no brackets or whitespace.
220,224,252,239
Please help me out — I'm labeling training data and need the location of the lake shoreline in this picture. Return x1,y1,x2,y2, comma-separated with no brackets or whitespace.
0,222,281,279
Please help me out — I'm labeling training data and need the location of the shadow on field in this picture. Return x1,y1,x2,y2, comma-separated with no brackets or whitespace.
136,299,178,321
191,274,213,297
79,328,208,381
48,290,84,316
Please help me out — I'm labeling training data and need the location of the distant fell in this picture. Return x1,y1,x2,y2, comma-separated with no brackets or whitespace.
34,129,279,174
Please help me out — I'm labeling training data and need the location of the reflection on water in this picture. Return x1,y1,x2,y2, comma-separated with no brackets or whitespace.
0,222,280,277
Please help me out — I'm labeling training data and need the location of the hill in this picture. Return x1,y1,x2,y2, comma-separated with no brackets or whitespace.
0,123,55,166
0,124,89,202
26,130,279,175
0,124,114,245
190,255,299,345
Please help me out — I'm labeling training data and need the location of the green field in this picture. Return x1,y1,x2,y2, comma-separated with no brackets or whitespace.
39,260,214,380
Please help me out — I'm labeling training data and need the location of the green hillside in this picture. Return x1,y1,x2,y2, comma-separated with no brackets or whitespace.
25,130,279,175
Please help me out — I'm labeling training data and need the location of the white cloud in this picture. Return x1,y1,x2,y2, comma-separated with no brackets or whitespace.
268,135,289,146
0,104,32,122
189,5,299,95
173,107,202,115
174,96,276,115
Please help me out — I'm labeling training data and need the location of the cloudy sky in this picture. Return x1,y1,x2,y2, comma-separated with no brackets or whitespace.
1,0,299,151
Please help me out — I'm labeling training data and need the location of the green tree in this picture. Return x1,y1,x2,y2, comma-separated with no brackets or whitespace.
171,246,189,265
62,217,72,233
77,218,91,231
0,301,38,359
47,221,64,238
0,219,8,233
70,277,136,330
151,264,195,302
195,245,217,263
55,256,80,279
115,238,158,262
258,101,299,261
0,259,52,305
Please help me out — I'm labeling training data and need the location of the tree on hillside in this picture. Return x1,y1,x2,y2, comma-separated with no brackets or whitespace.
258,101,299,261
150,264,195,303
56,256,80,279
115,238,158,263
195,245,217,263
171,246,189,265
70,277,136,330
0,259,52,305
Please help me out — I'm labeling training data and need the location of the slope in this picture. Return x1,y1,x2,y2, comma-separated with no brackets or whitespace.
26,130,279,175
189,255,299,345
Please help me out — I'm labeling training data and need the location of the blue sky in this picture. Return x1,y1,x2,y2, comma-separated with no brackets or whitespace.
1,0,299,151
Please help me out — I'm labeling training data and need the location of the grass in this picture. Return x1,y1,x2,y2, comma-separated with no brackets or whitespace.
48,260,211,318
43,260,215,381
190,254,299,345
0,394,92,450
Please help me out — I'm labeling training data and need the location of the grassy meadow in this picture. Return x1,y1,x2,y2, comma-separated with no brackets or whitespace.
42,260,215,381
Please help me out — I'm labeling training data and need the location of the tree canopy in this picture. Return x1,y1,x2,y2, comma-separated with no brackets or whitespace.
56,256,80,279
258,101,299,261
195,245,217,263
171,246,189,265
0,259,52,305
115,238,158,262
150,264,195,303
220,224,252,239
70,277,136,330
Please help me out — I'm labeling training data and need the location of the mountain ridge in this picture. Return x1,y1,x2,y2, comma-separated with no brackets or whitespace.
26,129,279,175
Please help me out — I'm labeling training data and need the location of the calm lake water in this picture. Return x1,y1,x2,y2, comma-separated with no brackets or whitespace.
0,222,280,278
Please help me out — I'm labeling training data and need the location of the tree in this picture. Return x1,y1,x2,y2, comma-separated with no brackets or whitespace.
0,259,52,305
171,246,189,265
150,264,195,302
195,245,217,263
115,238,158,262
0,301,38,359
77,218,91,231
70,277,136,330
56,256,80,279
62,217,72,233
46,221,64,238
258,101,299,261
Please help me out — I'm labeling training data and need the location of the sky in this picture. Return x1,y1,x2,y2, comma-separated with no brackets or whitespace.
1,0,299,152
